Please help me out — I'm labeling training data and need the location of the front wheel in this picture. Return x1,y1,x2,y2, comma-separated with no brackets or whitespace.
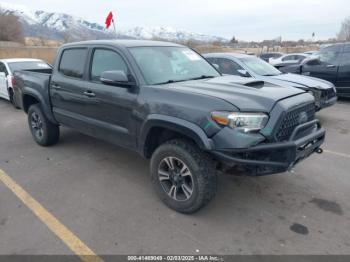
150,139,217,213
28,104,60,146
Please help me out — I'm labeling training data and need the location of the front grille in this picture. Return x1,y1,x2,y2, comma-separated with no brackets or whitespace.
276,103,315,141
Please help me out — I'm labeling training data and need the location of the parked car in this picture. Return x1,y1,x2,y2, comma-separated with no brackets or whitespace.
259,52,284,62
279,43,350,97
0,58,51,108
204,53,337,110
269,53,309,69
14,40,325,213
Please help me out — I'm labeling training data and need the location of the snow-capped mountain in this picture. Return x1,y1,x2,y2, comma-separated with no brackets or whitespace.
121,26,227,43
0,2,228,43
0,2,114,40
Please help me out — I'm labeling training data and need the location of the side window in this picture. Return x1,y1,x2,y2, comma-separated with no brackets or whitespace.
319,45,342,64
343,44,350,53
274,54,283,59
0,62,8,75
205,57,216,64
282,55,295,62
216,58,243,75
59,48,87,78
295,55,306,61
340,49,350,67
90,49,128,82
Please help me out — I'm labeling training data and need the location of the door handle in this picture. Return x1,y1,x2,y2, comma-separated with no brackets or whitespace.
51,83,61,89
326,64,336,68
83,91,96,97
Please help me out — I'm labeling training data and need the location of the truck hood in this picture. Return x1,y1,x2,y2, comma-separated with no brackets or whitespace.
269,73,334,90
163,75,305,112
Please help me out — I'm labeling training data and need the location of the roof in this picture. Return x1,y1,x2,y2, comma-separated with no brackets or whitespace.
203,52,254,59
62,39,184,48
0,58,44,63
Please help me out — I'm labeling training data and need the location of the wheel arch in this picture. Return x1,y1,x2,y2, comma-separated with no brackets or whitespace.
22,89,58,124
139,114,214,158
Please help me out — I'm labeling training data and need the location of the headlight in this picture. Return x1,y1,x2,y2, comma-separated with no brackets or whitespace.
331,84,337,94
211,112,269,132
308,89,322,100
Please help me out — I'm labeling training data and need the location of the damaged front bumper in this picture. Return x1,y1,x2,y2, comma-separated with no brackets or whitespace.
312,88,337,111
211,119,325,176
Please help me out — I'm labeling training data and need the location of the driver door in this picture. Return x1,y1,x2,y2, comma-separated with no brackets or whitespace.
82,48,138,149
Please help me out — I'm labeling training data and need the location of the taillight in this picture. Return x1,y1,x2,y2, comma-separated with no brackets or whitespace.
11,76,16,88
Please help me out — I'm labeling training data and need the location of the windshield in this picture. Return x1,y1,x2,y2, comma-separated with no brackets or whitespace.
8,61,51,72
240,57,282,76
128,46,220,85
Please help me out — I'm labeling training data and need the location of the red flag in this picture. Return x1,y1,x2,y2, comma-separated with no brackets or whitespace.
105,11,114,29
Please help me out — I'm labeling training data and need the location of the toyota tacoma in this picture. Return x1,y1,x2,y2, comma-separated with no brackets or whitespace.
14,40,325,213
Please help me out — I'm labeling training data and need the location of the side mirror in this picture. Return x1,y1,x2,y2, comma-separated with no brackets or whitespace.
100,70,134,87
237,69,250,77
0,72,6,78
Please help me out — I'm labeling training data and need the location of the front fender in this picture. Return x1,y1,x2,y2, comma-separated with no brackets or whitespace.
139,114,214,156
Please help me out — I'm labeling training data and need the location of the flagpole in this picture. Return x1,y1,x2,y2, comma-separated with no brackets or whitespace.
112,14,117,39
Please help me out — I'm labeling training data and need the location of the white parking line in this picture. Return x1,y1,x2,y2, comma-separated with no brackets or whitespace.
324,149,350,159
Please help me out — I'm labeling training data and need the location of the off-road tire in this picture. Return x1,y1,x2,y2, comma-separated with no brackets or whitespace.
150,139,217,213
28,104,59,146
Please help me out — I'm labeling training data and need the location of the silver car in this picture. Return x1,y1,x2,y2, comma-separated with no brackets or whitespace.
204,53,337,111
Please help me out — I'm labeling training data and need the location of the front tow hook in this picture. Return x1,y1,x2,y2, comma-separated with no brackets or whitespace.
316,148,323,154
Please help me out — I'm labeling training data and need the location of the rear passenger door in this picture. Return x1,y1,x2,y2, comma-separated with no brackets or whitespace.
50,48,91,129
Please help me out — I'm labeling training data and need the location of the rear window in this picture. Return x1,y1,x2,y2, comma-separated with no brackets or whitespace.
8,61,51,72
59,48,87,78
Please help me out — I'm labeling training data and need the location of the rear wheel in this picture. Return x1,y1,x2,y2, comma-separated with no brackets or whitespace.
28,104,60,146
150,139,217,213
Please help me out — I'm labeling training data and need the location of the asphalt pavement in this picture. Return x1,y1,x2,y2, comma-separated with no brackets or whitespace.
0,98,350,256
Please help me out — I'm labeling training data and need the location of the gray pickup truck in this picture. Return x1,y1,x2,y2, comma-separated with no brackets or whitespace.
14,40,325,213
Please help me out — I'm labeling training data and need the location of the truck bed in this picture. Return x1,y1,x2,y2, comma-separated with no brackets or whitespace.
14,70,52,111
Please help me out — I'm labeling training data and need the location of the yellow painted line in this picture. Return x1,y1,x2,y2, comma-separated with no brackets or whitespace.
0,169,103,262
324,149,350,159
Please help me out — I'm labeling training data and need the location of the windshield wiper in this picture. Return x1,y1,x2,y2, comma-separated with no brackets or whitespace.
261,74,279,76
187,75,216,81
153,79,185,85
153,75,216,85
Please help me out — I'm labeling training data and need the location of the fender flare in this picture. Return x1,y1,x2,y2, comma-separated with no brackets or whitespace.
139,114,214,157
22,88,58,124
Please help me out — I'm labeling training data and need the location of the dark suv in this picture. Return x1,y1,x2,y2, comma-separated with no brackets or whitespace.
281,43,350,97
14,40,325,213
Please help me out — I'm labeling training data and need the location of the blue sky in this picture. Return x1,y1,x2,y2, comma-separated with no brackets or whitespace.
6,0,350,41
